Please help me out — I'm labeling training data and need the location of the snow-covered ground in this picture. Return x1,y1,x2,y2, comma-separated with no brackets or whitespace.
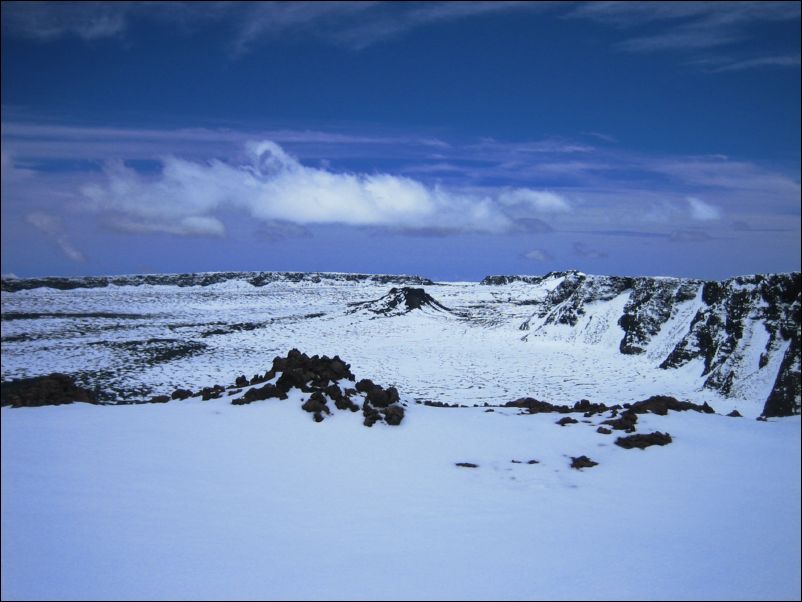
2,396,800,600
2,275,800,600
0,276,786,415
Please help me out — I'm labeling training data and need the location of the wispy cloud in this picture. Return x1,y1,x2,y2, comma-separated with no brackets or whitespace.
707,54,801,73
568,1,801,67
25,212,86,262
2,1,131,41
686,197,721,221
3,1,799,72
498,189,571,213
1,1,548,52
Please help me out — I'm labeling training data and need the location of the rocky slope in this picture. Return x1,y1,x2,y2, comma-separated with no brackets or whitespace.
486,271,800,417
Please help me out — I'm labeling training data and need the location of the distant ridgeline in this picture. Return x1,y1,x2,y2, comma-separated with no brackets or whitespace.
482,270,801,418
0,271,434,292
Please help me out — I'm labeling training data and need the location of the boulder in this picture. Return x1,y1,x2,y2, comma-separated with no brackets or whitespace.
570,455,598,470
383,405,405,426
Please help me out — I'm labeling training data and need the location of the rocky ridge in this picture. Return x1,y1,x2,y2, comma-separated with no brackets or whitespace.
1,271,433,292
487,271,800,417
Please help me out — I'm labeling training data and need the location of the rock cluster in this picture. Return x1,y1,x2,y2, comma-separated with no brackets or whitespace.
505,397,620,417
229,349,405,427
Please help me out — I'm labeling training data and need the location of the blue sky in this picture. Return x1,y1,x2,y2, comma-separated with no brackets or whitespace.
1,1,800,281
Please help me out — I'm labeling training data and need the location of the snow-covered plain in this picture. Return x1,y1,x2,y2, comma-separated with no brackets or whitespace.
2,274,801,600
2,397,800,600
0,274,788,415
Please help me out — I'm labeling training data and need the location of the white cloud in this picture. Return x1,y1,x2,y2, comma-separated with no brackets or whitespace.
523,248,553,262
25,212,86,262
498,188,571,213
687,197,722,221
81,140,514,236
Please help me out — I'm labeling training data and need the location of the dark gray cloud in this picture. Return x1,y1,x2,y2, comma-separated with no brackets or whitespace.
514,218,554,234
577,229,669,239
254,220,313,242
731,219,793,233
669,229,713,243
573,242,608,259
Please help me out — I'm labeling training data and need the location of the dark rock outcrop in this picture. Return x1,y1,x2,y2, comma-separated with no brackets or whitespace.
570,456,598,470
615,431,673,450
762,336,800,417
1,373,99,408
233,383,287,404
627,395,715,416
349,287,451,316
601,410,638,432
505,397,571,414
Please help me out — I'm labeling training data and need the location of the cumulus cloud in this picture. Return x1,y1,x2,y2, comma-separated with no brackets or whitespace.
686,196,721,221
498,188,571,212
26,212,86,262
81,140,523,236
